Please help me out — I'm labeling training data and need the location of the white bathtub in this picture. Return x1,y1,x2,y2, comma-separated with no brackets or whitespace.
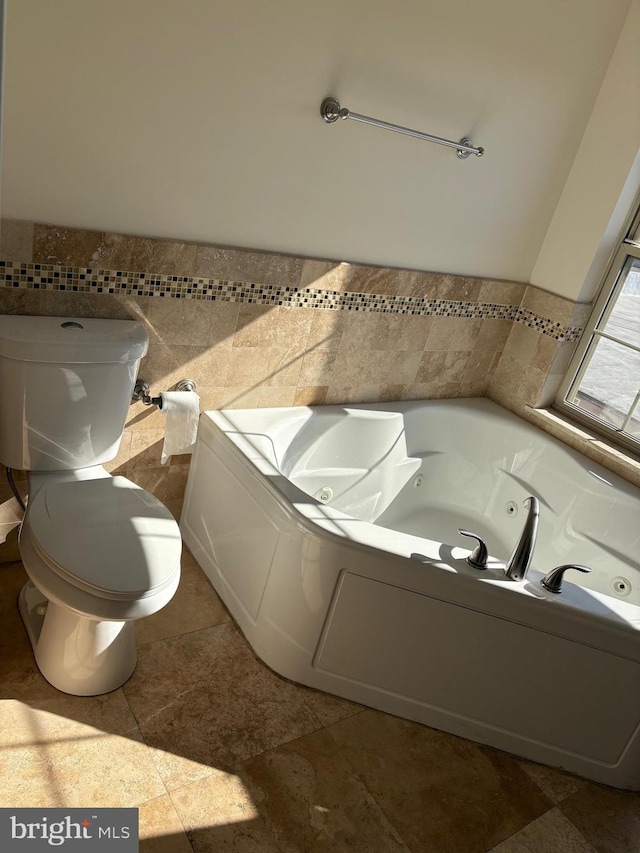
180,398,640,789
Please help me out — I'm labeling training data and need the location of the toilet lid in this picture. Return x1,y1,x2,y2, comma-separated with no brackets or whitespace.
27,476,182,600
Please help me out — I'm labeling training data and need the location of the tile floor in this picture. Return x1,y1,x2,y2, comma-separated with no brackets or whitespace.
2,549,640,852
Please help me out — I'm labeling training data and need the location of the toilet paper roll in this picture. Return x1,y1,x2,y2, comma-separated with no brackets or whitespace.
159,390,201,465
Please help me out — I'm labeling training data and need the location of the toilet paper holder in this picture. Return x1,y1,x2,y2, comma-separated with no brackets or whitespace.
132,378,197,409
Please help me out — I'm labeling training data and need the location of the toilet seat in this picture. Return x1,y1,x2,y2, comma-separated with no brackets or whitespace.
26,476,182,601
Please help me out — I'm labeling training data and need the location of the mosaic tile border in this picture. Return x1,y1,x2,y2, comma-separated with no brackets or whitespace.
0,261,582,342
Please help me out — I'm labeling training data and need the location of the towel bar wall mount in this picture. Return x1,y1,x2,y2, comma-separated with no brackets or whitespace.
320,97,484,160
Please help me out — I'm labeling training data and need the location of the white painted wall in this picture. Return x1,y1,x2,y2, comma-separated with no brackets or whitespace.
0,0,632,286
531,0,640,302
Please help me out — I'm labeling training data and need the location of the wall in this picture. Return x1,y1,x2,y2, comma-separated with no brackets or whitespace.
1,0,631,285
0,218,586,542
531,0,640,301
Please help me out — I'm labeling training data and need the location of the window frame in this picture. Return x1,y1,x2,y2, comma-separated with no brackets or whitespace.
554,200,640,456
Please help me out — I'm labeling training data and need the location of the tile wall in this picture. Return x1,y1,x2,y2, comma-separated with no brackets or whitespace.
0,219,589,561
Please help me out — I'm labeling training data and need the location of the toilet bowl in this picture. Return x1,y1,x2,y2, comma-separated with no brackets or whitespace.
17,471,182,695
0,315,185,695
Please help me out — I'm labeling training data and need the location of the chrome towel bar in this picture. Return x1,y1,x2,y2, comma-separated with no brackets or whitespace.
320,96,484,159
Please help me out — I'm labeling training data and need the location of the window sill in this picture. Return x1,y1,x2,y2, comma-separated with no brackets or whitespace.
524,406,640,490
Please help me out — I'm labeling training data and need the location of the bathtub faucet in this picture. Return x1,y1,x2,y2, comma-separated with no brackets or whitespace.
504,496,539,582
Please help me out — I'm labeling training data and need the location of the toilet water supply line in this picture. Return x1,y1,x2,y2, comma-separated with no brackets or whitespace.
6,467,26,511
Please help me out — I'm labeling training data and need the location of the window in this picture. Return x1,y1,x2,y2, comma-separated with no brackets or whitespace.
556,201,640,454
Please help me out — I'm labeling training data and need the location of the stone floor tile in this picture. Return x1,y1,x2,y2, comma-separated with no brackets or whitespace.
170,728,410,853
326,710,552,853
518,758,586,804
136,549,230,647
139,794,193,852
0,699,165,808
123,623,323,791
559,782,640,852
488,807,597,852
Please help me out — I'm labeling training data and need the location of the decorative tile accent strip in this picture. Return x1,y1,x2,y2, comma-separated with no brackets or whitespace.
0,261,582,341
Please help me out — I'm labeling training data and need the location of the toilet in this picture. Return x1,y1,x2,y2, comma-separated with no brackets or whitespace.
0,315,182,696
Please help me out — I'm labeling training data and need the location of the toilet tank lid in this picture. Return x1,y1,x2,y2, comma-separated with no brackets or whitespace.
0,316,149,363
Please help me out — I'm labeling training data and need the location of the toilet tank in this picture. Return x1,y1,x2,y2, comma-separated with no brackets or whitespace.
0,316,149,471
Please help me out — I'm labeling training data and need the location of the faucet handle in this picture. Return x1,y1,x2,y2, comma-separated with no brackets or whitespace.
541,563,591,594
458,529,489,570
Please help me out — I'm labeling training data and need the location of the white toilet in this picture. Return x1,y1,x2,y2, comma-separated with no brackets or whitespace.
0,315,182,696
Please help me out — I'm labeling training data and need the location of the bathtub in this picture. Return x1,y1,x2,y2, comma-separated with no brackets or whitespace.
180,398,640,789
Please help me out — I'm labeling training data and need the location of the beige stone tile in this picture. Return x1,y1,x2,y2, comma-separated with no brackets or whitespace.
33,225,201,276
139,794,193,852
127,430,166,471
32,224,107,266
259,386,297,407
265,343,305,387
433,276,484,301
475,318,514,352
122,623,323,791
486,384,529,419
192,386,232,411
299,259,349,291
130,464,190,503
377,384,403,401
558,782,640,852
372,314,431,350
0,700,165,808
326,710,551,853
170,345,231,389
212,386,263,409
163,497,184,521
301,689,363,727
0,286,40,316
274,305,315,347
505,322,559,372
518,760,586,805
425,317,483,351
170,728,411,852
233,305,279,347
192,244,303,288
488,807,596,853
491,352,548,408
303,262,404,296
305,308,347,349
569,302,592,328
336,312,380,358
479,279,526,306
521,286,576,325
464,350,500,385
146,298,238,349
225,347,273,387
378,350,423,385
126,401,166,432
459,379,490,397
293,386,328,406
330,348,377,385
136,550,230,648
395,383,440,401
325,385,386,405
0,218,34,262
297,347,339,386
417,350,470,385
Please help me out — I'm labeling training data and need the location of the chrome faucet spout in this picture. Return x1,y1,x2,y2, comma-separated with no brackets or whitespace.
505,496,539,581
